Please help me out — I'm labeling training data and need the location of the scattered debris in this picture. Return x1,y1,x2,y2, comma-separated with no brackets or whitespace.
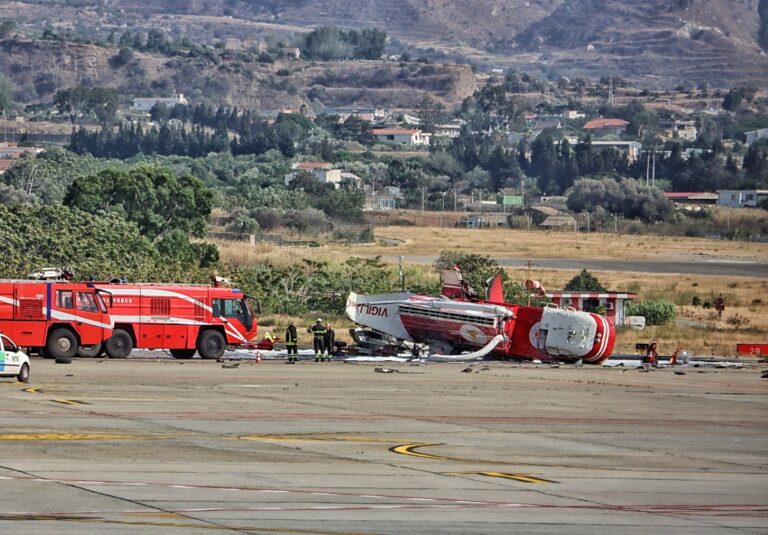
674,371,686,375
374,367,399,374
221,363,240,369
461,367,474,373
761,370,768,379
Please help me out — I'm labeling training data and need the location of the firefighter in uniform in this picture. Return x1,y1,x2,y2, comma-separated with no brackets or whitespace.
285,321,298,362
323,323,335,361
308,319,326,361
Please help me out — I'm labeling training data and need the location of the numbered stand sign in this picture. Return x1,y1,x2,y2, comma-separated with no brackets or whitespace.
736,344,768,357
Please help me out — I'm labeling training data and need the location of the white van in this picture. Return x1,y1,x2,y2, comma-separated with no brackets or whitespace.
0,334,31,383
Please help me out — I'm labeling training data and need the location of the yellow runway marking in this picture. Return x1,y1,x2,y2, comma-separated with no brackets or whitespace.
51,399,90,406
24,386,68,394
0,433,150,441
241,434,406,443
390,443,448,460
391,443,557,483
449,471,555,484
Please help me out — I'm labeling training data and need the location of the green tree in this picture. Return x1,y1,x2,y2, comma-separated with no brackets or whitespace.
0,20,17,39
0,204,160,279
303,27,353,60
566,177,674,223
0,73,14,112
155,229,220,268
759,0,768,51
64,165,213,238
2,149,122,204
564,269,607,292
310,186,365,220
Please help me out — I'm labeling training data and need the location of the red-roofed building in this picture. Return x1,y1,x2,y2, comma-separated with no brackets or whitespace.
0,159,15,175
663,192,718,205
371,128,430,146
583,118,629,137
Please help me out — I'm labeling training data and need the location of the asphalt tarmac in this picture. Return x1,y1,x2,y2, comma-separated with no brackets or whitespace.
0,357,766,534
379,255,768,278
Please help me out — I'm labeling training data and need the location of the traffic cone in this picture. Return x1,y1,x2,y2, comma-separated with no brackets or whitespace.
255,352,262,363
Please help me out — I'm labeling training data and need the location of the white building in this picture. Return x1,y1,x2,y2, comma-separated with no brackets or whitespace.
371,128,430,146
564,110,586,120
717,190,768,208
546,292,637,326
565,138,642,163
131,94,188,112
284,162,342,188
745,128,768,146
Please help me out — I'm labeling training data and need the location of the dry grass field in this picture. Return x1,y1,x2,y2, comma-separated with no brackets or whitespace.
212,227,767,358
347,226,768,262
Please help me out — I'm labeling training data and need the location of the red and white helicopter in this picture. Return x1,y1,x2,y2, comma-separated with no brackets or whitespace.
345,268,615,364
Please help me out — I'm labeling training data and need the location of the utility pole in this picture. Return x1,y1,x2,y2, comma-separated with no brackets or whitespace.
584,211,593,233
453,188,457,212
651,146,656,188
645,151,650,186
420,188,425,212
611,212,621,234
706,83,711,112
608,75,614,107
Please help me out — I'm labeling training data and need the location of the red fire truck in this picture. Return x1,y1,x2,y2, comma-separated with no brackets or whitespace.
0,280,113,361
90,282,259,359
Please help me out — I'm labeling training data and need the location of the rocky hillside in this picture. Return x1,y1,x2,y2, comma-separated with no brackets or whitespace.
3,0,767,87
511,0,768,87
0,39,476,109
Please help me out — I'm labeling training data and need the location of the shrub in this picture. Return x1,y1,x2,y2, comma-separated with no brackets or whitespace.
626,300,676,325
564,269,607,292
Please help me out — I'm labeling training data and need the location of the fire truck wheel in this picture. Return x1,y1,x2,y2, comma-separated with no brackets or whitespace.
46,328,78,361
170,349,196,359
78,343,103,358
197,330,226,359
17,363,30,383
105,329,133,359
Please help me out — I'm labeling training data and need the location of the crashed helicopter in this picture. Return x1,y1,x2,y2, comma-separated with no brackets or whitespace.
345,268,615,363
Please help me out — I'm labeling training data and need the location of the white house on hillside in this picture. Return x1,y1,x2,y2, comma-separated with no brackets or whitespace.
284,162,342,188
371,128,431,146
131,94,188,112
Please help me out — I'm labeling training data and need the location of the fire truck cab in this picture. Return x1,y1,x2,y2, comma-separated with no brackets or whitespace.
92,282,259,359
0,280,113,361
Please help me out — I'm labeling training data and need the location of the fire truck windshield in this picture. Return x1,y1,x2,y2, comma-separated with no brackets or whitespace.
213,298,249,321
95,292,108,313
76,292,99,312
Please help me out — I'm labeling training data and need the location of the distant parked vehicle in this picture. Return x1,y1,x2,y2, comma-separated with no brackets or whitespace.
0,334,30,383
